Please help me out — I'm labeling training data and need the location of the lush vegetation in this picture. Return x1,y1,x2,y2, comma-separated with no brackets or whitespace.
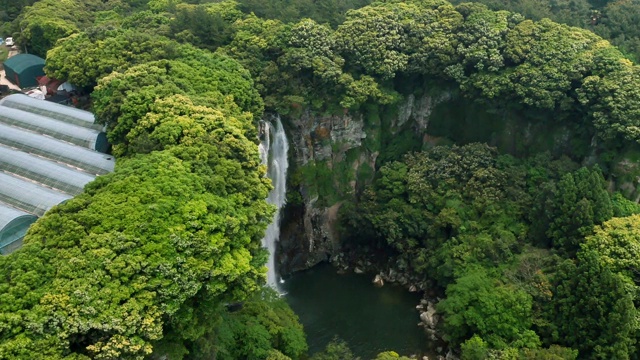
3,0,640,359
342,144,640,358
449,0,640,63
1,2,291,359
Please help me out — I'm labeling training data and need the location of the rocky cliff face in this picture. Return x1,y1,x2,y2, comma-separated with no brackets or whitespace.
278,92,450,275
278,109,369,274
277,89,640,276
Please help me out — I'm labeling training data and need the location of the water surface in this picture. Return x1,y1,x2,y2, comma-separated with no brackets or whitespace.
283,264,435,359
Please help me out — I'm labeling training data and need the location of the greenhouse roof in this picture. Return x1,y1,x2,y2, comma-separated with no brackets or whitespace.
0,94,103,131
0,105,108,152
0,101,115,254
0,144,96,195
0,171,72,217
0,203,37,255
0,123,115,175
0,204,34,231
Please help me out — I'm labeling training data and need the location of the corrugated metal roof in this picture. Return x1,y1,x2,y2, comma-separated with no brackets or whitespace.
0,202,36,232
0,105,107,152
0,201,37,254
0,171,72,217
0,144,96,195
0,94,103,131
0,123,114,175
0,99,114,254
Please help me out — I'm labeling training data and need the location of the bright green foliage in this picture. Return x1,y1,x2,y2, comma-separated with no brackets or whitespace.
453,5,511,75
279,19,344,99
169,1,241,51
91,54,262,150
450,0,591,28
335,4,409,78
309,338,358,360
611,192,640,217
469,19,601,110
450,0,640,62
125,95,254,154
373,351,412,360
352,144,526,285
18,0,84,57
518,346,578,360
236,0,372,28
403,0,464,75
281,19,395,109
46,29,263,117
582,215,640,278
484,345,578,360
0,146,273,358
211,289,307,360
461,335,489,360
577,58,640,142
121,10,172,36
266,349,293,360
177,45,264,117
16,0,125,57
438,268,540,349
91,61,188,147
147,0,180,13
218,15,290,108
202,0,245,22
547,251,637,359
45,29,177,88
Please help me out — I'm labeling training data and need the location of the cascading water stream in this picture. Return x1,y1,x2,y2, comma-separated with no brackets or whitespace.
259,116,289,289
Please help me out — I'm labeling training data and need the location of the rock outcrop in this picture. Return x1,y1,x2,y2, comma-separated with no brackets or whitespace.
277,87,639,277
278,92,447,274
417,299,440,341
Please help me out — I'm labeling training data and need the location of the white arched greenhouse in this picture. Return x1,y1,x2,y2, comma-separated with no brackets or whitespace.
0,96,115,254
0,94,103,131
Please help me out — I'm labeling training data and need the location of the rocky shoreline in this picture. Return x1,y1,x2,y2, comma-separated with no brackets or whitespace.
329,252,458,360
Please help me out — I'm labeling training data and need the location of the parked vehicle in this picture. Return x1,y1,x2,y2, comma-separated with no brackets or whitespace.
5,37,14,46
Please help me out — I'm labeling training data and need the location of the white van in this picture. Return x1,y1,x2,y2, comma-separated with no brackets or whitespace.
5,37,14,46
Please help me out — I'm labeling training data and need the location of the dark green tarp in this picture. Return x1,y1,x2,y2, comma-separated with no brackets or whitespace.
3,54,45,88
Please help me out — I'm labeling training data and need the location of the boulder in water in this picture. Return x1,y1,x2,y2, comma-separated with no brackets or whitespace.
373,274,384,287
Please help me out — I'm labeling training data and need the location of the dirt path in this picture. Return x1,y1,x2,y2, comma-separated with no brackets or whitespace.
1,48,21,91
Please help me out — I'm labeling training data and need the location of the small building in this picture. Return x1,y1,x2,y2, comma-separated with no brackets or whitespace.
3,54,45,88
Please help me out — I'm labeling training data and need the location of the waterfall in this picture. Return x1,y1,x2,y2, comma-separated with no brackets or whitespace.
259,116,289,289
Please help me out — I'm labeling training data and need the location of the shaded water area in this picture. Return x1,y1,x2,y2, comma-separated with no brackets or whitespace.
283,263,437,359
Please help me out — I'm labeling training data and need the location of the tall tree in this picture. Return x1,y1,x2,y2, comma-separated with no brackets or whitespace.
547,251,637,359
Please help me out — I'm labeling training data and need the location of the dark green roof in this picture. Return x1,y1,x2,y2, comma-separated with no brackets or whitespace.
3,54,45,74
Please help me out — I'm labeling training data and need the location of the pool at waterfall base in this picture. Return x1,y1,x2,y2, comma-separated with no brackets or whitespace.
282,263,438,358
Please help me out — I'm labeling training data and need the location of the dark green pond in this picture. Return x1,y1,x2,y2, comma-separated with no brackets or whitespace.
283,263,436,359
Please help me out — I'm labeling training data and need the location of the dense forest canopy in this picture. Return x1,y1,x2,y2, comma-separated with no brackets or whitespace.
3,0,640,359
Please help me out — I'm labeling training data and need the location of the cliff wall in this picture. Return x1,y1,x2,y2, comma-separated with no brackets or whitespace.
277,89,640,275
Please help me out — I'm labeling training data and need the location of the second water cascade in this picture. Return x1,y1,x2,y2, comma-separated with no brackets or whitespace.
258,116,289,289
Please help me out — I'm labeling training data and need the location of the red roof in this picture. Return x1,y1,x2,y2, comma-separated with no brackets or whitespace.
36,76,63,95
